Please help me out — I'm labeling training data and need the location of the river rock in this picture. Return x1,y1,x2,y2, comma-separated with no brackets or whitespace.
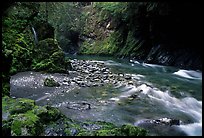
66,102,91,110
136,118,180,127
124,74,132,80
151,118,180,126
44,78,60,87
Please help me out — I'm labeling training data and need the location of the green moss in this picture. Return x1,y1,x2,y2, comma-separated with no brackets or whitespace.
9,98,35,115
10,111,43,136
33,105,61,123
32,42,68,73
37,38,59,56
64,129,72,136
44,77,60,87
95,129,115,136
94,123,147,136
77,131,95,136
45,106,61,121
121,124,147,136
79,35,118,56
2,96,35,115
50,51,64,62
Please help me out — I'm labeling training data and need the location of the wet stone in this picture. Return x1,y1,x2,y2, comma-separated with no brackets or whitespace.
65,102,91,110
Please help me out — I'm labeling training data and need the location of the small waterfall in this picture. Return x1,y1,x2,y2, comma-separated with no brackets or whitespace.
31,26,38,46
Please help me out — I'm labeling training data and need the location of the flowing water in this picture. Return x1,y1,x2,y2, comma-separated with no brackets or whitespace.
10,55,202,136
31,26,38,46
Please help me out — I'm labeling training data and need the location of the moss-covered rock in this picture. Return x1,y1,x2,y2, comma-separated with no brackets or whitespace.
33,105,61,123
10,98,35,115
2,96,64,136
2,96,148,136
73,121,147,136
10,111,43,136
36,38,59,58
32,38,71,73
44,77,60,87
2,96,35,115
94,123,147,136
121,124,147,136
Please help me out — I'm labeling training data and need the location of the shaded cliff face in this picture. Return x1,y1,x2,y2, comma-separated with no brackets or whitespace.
79,2,202,70
143,3,202,70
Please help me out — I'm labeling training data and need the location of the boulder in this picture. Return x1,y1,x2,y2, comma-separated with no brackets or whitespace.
10,112,43,136
44,77,60,87
32,38,72,73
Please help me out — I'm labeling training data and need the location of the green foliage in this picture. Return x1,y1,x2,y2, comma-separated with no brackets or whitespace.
31,38,69,73
2,82,10,97
2,2,71,83
2,15,34,75
79,30,123,56
118,31,142,57
94,2,127,20
39,2,83,52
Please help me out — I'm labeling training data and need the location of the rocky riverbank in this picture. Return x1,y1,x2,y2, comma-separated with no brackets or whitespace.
2,96,147,136
69,59,137,87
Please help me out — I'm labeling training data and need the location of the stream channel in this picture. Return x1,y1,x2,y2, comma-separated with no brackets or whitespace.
10,55,202,136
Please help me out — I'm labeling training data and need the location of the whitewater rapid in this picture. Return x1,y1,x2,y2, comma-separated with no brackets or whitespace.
173,69,202,80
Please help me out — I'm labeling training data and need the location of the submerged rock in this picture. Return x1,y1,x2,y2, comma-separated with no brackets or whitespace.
65,102,91,110
135,117,180,127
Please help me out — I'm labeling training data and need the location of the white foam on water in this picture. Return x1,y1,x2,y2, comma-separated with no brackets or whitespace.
142,63,168,72
103,60,122,66
137,84,202,136
142,63,164,68
109,85,139,101
132,74,145,80
173,69,202,80
178,122,202,136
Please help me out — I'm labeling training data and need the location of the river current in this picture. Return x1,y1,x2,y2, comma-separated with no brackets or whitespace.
10,55,202,136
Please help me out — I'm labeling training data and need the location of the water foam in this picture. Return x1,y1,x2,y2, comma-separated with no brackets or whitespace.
173,69,202,80
111,83,202,136
104,60,122,66
178,122,202,136
137,84,202,136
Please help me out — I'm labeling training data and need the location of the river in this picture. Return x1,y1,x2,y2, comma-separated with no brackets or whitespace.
10,55,202,136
